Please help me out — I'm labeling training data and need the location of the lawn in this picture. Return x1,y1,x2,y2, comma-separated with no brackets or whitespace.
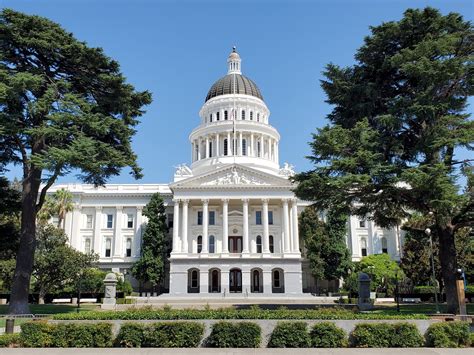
368,303,474,315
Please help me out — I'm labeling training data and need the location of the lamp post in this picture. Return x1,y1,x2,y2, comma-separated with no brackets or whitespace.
425,228,440,314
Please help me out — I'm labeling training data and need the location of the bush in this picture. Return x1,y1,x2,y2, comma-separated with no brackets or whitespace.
425,322,470,348
0,333,21,348
115,323,146,347
20,321,113,348
268,322,310,348
207,321,261,348
310,322,347,348
144,322,204,347
351,322,423,348
413,286,436,294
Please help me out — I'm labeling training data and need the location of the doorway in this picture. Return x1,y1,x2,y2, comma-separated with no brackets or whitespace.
228,236,242,253
229,268,242,293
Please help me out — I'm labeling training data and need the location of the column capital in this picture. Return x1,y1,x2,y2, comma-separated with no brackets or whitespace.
172,198,181,203
201,198,209,205
261,198,269,205
291,198,298,205
221,198,229,203
116,206,123,211
136,206,144,212
181,199,189,205
95,206,102,211
281,198,290,203
241,198,249,204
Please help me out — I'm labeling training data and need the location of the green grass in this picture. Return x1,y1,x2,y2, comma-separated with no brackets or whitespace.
368,303,474,315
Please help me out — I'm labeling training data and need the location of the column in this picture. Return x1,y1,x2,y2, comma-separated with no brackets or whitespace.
201,199,209,254
275,141,279,163
242,199,249,254
93,207,102,254
135,206,143,257
69,205,81,249
216,133,220,157
291,199,300,253
113,206,123,256
282,199,290,253
250,133,254,157
205,136,209,158
181,199,189,253
197,140,201,160
200,268,209,294
222,199,229,254
238,131,242,156
221,269,229,294
260,134,264,158
227,131,231,156
273,139,277,161
262,199,270,253
242,268,251,294
191,141,194,162
263,269,272,295
172,199,180,254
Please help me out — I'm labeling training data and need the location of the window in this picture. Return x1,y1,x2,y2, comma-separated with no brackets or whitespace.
106,214,113,229
256,235,262,253
273,270,281,288
209,141,213,158
224,110,228,120
268,211,274,225
85,214,93,229
127,214,134,228
167,213,174,228
257,141,261,157
224,139,228,156
209,235,215,253
191,270,198,288
209,114,213,122
381,237,388,254
197,211,203,225
197,236,202,253
209,211,215,225
216,112,220,121
257,113,260,122
105,238,111,257
250,111,253,120
361,238,367,257
269,235,274,253
242,139,247,156
256,211,262,225
126,238,132,257
241,110,245,120
84,238,91,254
359,219,366,228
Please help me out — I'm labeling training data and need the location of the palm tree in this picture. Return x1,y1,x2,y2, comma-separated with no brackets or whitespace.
37,189,74,229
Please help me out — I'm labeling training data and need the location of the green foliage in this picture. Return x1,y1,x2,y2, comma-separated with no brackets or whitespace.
114,323,146,348
20,321,113,347
351,323,424,348
0,258,15,292
131,193,168,288
37,189,74,228
0,333,20,347
357,254,403,295
425,322,471,348
300,206,352,281
207,322,261,348
268,321,310,348
310,322,347,348
0,177,20,261
413,286,437,294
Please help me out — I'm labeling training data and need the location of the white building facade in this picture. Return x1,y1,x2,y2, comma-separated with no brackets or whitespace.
51,49,403,296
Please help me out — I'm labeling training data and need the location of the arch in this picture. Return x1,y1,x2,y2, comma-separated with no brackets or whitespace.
197,235,203,253
188,268,200,293
272,268,285,293
242,139,247,156
208,268,221,293
229,268,242,293
224,139,228,156
209,235,215,253
381,237,388,254
256,235,262,253
251,268,263,293
360,238,367,257
269,235,274,253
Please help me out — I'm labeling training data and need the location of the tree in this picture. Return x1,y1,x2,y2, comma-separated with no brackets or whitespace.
357,254,403,295
33,223,97,304
300,206,352,283
294,7,473,313
131,193,168,291
37,188,74,228
0,9,152,313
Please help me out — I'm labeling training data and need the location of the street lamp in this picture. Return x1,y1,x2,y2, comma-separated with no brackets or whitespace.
425,228,440,314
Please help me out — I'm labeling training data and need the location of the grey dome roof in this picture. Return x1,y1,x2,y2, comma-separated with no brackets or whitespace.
205,74,263,102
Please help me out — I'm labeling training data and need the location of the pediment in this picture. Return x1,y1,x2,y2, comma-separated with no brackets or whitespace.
170,164,293,190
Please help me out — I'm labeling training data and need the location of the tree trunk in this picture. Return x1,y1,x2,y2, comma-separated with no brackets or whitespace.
8,169,41,314
437,224,459,314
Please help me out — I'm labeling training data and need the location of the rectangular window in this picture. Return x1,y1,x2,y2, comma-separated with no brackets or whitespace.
224,110,228,120
106,214,113,229
126,238,132,257
268,211,274,225
256,211,262,225
86,214,93,229
167,213,174,228
359,219,366,228
197,211,203,225
105,238,111,257
216,112,220,121
84,238,91,254
209,211,215,225
127,214,134,228
209,114,213,122
361,248,367,257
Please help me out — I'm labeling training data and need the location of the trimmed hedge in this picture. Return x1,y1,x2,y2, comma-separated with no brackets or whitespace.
0,333,21,348
425,321,470,348
310,322,347,348
20,321,113,348
207,321,261,348
351,323,424,348
115,322,204,348
52,307,428,321
268,321,310,348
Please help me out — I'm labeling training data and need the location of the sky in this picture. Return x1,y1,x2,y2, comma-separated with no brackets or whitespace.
2,0,473,185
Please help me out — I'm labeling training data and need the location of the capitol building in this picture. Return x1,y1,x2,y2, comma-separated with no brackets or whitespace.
50,49,403,296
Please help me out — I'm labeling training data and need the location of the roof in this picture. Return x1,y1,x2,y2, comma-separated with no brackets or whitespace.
205,74,264,102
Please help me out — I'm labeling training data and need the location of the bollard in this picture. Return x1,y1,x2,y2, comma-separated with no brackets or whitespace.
5,318,15,334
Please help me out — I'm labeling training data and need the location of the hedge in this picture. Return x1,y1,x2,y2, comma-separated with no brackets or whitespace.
0,333,21,348
310,322,347,348
20,321,113,348
52,307,428,321
351,323,424,348
425,322,471,348
268,322,310,348
207,321,261,348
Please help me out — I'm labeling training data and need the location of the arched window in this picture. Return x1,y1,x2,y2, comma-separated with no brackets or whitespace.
209,235,215,253
256,235,262,253
224,110,228,120
209,114,213,122
381,237,388,254
241,110,246,120
209,141,213,158
84,238,91,254
257,141,261,157
273,270,281,288
191,269,199,289
216,112,220,121
126,238,132,257
250,111,253,120
224,139,228,156
105,238,111,257
242,139,247,156
361,238,367,257
257,113,260,122
197,235,203,253
269,235,274,253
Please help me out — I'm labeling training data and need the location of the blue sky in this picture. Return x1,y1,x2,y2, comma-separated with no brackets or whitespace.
2,0,473,184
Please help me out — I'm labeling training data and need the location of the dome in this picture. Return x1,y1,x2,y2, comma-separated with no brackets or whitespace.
205,74,264,102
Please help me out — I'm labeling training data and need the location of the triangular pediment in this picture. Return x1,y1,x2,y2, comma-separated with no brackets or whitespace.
170,164,293,190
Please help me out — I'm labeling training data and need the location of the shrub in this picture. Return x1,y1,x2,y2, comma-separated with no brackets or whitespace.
144,322,204,347
390,323,424,347
310,322,347,348
425,322,470,348
268,322,310,348
20,321,54,347
351,322,424,348
115,323,146,347
207,321,261,348
414,286,436,294
0,334,21,348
